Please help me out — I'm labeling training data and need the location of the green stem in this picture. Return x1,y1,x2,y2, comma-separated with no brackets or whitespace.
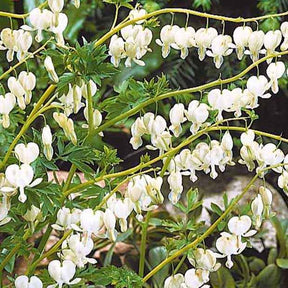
142,174,260,283
174,254,187,274
111,4,119,29
139,211,152,278
94,9,288,47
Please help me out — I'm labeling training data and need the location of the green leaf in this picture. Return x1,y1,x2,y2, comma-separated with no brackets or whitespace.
210,203,223,216
186,188,198,212
148,246,170,286
256,264,281,288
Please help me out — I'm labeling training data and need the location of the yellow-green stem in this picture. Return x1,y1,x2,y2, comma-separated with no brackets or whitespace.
86,81,94,135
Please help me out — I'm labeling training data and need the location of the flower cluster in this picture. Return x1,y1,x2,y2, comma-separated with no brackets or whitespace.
108,8,152,67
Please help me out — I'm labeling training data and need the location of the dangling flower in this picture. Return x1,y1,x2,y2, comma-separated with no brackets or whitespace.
5,164,42,203
278,169,288,192
215,232,246,268
195,27,218,61
21,8,53,42
169,103,186,137
207,89,233,121
264,30,282,63
167,170,183,204
47,260,81,288
15,275,43,288
206,35,233,68
7,76,26,110
18,71,36,105
280,22,288,51
103,208,117,241
232,26,252,60
0,28,18,62
259,186,273,217
188,248,221,272
246,30,265,62
251,194,264,229
0,93,16,128
113,198,133,232
50,13,68,46
183,268,210,288
53,112,77,145
230,88,250,117
228,215,257,243
171,27,195,59
61,234,96,268
164,274,185,288
44,56,59,83
14,30,33,61
108,35,125,67
42,125,53,161
156,25,180,58
246,75,271,108
14,142,39,165
52,207,81,231
266,61,285,94
185,100,209,134
128,8,147,24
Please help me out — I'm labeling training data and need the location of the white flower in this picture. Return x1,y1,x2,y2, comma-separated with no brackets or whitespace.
18,71,36,105
109,35,125,67
164,274,185,288
156,25,180,58
0,93,16,128
113,198,133,232
251,194,264,229
14,30,33,61
266,61,285,94
278,169,288,192
15,142,39,164
53,112,77,145
47,260,81,288
50,13,68,46
5,164,42,203
52,207,81,231
7,76,26,109
103,208,117,241
185,100,209,134
171,27,195,59
264,30,282,63
167,170,183,204
15,275,43,288
228,215,257,240
206,35,233,68
23,205,41,222
229,88,250,117
42,125,54,161
233,26,252,60
280,22,288,51
195,27,218,61
259,186,273,217
61,234,96,267
128,8,147,24
215,232,246,268
44,56,59,83
189,248,221,272
207,89,233,121
182,268,210,288
246,75,271,108
22,8,53,42
77,209,104,238
169,103,186,137
48,0,64,13
246,30,265,62
0,28,18,62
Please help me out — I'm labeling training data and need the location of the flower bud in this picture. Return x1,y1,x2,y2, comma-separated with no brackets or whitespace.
23,205,41,222
44,56,59,83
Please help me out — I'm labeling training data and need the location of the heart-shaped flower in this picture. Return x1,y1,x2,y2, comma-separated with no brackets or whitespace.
15,142,39,164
